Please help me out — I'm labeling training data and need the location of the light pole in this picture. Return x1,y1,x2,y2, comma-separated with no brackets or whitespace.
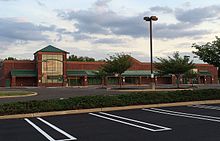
143,16,158,90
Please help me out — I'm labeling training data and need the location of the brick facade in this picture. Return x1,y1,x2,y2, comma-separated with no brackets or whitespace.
0,46,218,87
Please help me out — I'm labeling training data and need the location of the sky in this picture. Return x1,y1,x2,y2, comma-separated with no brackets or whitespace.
0,0,220,63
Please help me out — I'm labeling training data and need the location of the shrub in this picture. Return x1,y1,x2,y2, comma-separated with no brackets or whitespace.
0,89,220,115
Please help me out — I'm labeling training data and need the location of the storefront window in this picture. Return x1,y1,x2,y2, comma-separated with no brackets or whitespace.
42,54,63,83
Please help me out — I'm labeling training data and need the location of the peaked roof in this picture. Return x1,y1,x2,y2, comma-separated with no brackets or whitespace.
34,45,69,54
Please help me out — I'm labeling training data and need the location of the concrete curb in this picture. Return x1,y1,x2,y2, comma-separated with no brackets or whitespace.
0,92,38,99
0,99,220,120
110,88,192,92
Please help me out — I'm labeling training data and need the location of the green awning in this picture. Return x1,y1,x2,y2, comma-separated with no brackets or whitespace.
122,70,151,76
67,70,170,77
11,70,37,77
67,70,87,76
198,70,212,76
67,70,98,77
85,70,98,76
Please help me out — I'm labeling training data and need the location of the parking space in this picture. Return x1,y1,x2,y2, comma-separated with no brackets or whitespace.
1,104,220,141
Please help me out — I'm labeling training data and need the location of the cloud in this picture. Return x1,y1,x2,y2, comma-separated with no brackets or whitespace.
154,23,210,39
92,38,124,44
57,0,213,41
175,5,220,24
0,18,50,42
35,0,46,7
150,6,173,13
0,18,73,45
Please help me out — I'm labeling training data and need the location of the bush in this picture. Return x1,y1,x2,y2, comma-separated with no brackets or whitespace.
0,89,220,115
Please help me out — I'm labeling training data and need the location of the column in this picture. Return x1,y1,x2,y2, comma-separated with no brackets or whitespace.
11,76,16,87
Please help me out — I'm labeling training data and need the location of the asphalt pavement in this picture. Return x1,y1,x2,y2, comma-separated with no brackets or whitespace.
1,104,220,141
1,84,219,104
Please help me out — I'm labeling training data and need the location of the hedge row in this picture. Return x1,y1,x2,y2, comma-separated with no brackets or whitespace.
0,89,220,116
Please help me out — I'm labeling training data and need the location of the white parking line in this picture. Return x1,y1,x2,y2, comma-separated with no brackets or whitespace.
142,108,220,123
188,105,220,111
37,118,77,140
89,112,171,132
24,118,77,141
24,118,55,141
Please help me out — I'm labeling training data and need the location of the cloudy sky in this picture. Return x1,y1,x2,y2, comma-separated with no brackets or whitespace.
0,0,220,63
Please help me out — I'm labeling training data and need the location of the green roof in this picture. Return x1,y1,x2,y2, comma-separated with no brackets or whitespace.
122,70,152,76
67,70,169,77
198,70,212,76
34,45,69,54
11,70,37,77
67,70,98,77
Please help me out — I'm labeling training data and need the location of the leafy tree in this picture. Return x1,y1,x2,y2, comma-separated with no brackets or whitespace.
192,36,220,77
94,68,108,87
0,59,3,68
68,54,95,62
155,52,195,88
102,53,132,88
183,70,198,87
4,57,17,60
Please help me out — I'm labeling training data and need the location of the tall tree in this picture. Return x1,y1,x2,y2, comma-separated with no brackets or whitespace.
192,36,220,77
94,68,108,87
102,53,132,88
4,57,17,60
68,54,95,62
155,52,195,88
183,70,198,87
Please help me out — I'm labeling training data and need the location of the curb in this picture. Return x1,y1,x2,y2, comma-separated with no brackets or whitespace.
110,88,192,92
0,99,220,120
0,92,38,99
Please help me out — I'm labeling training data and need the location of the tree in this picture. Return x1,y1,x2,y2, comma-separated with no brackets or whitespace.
0,59,3,68
155,52,195,88
68,54,95,62
102,53,132,88
94,68,108,88
183,70,198,87
192,36,220,77
4,57,17,60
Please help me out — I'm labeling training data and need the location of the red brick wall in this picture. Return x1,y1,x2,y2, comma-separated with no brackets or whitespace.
156,77,172,84
67,61,105,70
16,77,37,86
1,60,36,87
195,64,218,84
141,77,151,84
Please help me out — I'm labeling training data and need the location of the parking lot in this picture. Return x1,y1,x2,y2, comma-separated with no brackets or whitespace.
1,104,220,141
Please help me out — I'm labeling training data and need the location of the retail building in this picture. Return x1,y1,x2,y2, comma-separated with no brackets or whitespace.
0,45,218,87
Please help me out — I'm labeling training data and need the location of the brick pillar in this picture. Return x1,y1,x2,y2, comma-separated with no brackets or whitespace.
171,75,176,85
11,76,16,87
37,53,42,87
83,76,88,86
63,53,67,87
104,76,108,86
139,76,142,85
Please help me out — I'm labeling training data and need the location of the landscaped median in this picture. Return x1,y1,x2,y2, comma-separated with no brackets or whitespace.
0,91,37,98
0,89,220,116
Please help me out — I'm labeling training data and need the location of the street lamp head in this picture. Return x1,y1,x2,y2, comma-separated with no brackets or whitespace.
143,16,158,21
143,16,151,21
150,16,158,21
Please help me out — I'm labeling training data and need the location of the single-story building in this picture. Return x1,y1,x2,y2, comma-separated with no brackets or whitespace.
0,45,218,87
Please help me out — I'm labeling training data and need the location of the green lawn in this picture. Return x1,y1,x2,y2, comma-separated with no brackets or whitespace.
0,91,33,97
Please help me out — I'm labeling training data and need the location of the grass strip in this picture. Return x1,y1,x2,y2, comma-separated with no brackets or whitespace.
0,91,33,96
